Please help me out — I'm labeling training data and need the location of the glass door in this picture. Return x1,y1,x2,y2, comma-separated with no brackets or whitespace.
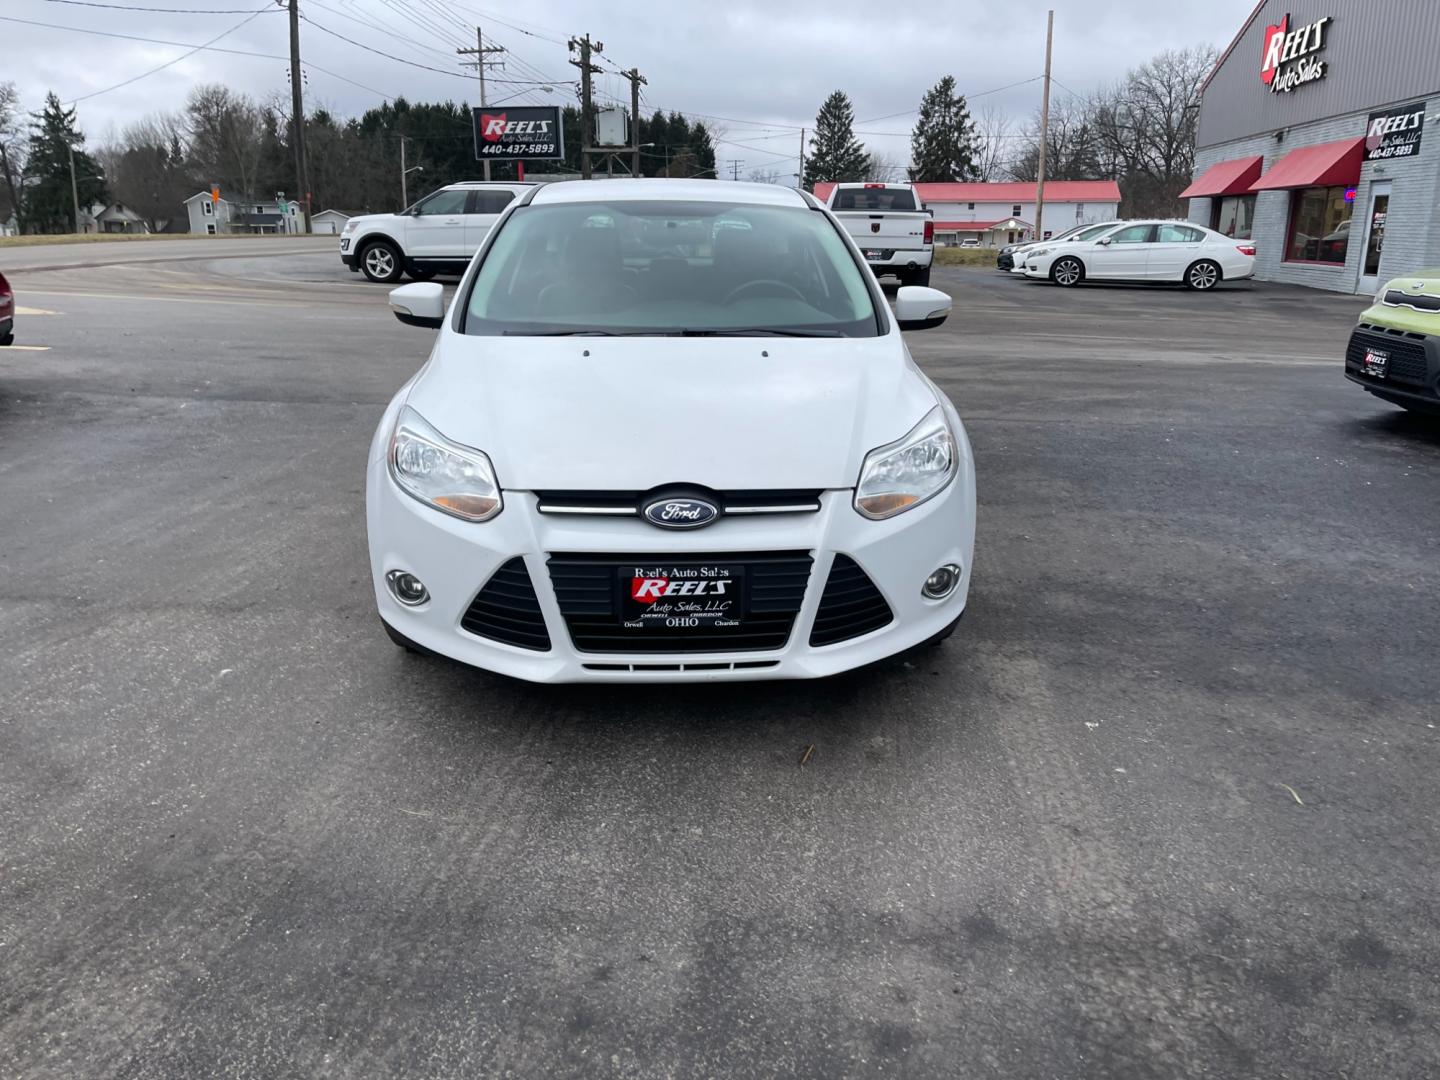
1357,182,1391,294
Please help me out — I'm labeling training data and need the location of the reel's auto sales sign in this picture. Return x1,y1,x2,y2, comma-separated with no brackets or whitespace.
1365,103,1426,161
472,106,564,160
1260,14,1332,93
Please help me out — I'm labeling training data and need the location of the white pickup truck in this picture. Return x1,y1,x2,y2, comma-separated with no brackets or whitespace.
824,182,934,286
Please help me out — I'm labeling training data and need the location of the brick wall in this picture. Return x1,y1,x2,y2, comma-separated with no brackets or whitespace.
1188,97,1440,293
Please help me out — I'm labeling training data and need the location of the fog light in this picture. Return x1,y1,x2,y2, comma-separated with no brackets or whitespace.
386,570,429,606
922,564,961,599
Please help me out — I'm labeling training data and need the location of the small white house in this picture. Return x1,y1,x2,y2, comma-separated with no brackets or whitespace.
310,209,353,235
94,203,150,234
182,191,303,235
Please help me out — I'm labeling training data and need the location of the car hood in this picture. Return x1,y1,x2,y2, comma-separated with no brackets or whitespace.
348,212,401,230
1360,269,1440,334
403,333,940,490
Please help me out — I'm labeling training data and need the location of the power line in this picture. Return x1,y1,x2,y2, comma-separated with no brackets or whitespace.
42,0,276,11
67,5,270,103
855,75,1045,125
0,13,396,102
298,12,552,84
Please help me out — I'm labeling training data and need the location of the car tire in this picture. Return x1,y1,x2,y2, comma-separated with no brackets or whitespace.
1050,256,1084,287
407,265,437,281
1184,259,1222,291
0,332,13,347
359,240,405,284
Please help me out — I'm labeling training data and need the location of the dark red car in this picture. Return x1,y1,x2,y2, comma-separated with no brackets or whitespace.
0,270,13,346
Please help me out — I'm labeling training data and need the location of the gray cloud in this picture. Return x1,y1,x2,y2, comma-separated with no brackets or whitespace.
4,0,1256,177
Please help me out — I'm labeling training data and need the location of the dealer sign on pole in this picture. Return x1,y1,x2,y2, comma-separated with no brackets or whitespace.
472,105,565,161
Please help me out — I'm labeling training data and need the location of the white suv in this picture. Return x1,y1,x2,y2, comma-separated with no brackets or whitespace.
340,181,533,283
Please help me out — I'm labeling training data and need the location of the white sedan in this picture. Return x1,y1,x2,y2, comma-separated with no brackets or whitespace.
368,179,976,683
1020,220,1255,290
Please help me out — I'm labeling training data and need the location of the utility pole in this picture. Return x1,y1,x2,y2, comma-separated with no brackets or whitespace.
1034,8,1054,242
568,34,603,179
622,67,646,177
457,28,506,181
68,142,81,233
727,158,742,181
284,0,310,232
798,127,805,190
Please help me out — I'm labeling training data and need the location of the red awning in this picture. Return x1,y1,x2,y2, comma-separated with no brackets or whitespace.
1179,156,1263,199
1248,138,1364,191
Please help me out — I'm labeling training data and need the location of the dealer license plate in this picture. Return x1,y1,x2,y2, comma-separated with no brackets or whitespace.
865,250,883,261
1363,347,1389,378
621,564,745,631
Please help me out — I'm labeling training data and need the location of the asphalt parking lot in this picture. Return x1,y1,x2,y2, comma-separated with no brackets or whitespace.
2,238,1437,1079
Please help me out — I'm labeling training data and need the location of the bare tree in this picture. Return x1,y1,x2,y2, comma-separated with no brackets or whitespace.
185,84,267,199
868,152,906,182
99,113,193,230
746,166,785,185
1090,45,1216,216
1007,97,1104,182
973,103,1011,181
0,82,28,231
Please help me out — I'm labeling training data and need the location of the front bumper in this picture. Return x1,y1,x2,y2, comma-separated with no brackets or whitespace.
1345,324,1440,411
339,236,356,268
366,433,976,685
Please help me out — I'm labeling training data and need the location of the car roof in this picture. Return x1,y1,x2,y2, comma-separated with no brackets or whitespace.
442,181,537,189
530,178,810,208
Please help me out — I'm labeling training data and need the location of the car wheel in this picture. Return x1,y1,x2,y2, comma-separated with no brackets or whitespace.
1185,259,1222,291
1050,256,1084,286
0,332,13,347
407,266,437,281
360,240,404,283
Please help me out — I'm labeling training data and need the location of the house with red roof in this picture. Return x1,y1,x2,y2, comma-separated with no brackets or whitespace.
812,180,1122,246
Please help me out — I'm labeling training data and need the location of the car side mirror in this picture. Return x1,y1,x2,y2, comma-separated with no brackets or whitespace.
1097,237,1113,246
390,282,445,329
894,285,952,332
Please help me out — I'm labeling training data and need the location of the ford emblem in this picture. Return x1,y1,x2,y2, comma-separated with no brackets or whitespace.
643,497,719,529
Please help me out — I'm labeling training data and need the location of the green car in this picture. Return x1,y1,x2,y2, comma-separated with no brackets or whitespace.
1346,271,1440,414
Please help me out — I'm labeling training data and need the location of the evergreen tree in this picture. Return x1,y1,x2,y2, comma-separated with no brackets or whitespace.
803,91,870,187
908,76,979,183
26,92,106,232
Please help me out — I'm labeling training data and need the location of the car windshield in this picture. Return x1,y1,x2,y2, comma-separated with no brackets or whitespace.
831,187,918,211
462,199,880,337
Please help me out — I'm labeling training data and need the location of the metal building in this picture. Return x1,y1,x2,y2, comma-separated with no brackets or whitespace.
1185,0,1440,293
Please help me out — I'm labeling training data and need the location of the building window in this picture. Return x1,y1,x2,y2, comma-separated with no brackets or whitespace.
206,223,216,234
202,200,213,216
1012,204,1022,215
1213,195,1255,240
967,202,974,210
1286,186,1352,264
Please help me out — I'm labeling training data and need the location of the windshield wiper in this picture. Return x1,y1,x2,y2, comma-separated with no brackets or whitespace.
502,329,623,336
680,327,843,338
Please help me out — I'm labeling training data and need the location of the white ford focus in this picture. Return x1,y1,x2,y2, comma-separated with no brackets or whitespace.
367,179,976,682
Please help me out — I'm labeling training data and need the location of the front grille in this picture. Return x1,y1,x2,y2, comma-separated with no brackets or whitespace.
1383,289,1440,313
535,489,822,515
809,554,894,647
547,551,813,653
1347,327,1430,387
461,558,551,651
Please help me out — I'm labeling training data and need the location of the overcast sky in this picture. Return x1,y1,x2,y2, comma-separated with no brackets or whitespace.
4,0,1258,180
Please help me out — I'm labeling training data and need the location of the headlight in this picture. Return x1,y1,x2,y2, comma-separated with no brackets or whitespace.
1030,246,1053,258
342,220,357,234
854,406,957,520
388,405,502,522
